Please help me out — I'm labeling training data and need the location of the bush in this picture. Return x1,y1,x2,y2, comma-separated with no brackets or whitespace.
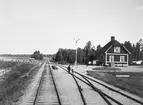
31,50,43,60
0,62,36,104
0,61,18,69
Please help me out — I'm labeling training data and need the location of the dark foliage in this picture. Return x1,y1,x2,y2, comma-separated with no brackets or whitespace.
54,41,97,64
0,62,36,104
124,40,143,63
0,61,18,69
31,50,43,60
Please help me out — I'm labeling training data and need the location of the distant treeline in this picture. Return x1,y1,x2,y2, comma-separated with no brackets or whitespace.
1,53,53,60
53,39,143,64
0,54,30,57
1,54,51,57
53,41,101,64
124,40,143,63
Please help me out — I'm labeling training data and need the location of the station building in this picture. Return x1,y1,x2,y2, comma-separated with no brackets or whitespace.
100,36,131,66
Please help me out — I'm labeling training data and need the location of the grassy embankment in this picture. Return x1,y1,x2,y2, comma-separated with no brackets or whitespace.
0,61,44,105
87,67,143,98
0,61,18,69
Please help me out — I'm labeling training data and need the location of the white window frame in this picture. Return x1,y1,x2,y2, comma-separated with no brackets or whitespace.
114,47,120,53
109,56,114,62
120,56,125,62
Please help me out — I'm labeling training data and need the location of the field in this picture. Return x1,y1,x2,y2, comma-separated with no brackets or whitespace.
0,60,44,105
0,61,19,68
87,70,143,98
92,66,121,71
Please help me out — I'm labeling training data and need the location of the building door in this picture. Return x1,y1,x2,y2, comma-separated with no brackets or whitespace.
120,56,125,62
109,56,114,62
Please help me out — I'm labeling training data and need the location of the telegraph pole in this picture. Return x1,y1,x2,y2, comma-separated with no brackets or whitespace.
74,38,80,68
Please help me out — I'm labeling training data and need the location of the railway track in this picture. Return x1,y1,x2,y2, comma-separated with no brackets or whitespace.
59,65,143,105
32,61,62,105
71,72,87,105
74,71,143,105
33,64,46,105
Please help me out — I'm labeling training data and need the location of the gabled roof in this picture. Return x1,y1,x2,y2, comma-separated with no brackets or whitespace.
100,39,131,54
100,39,120,53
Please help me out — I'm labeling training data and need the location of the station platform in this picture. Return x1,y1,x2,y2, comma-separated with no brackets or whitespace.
52,65,83,105
52,65,107,105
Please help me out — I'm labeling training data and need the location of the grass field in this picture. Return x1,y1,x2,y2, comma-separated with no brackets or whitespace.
0,61,44,105
92,66,121,71
87,71,143,98
0,61,19,69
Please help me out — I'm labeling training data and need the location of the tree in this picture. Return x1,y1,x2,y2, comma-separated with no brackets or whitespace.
138,39,143,60
124,41,132,63
132,44,136,61
31,50,43,60
96,44,102,60
138,39,143,50
135,43,140,60
84,41,92,65
55,48,64,62
77,48,85,64
124,41,132,52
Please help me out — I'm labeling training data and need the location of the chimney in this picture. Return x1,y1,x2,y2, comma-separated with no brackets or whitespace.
111,36,115,41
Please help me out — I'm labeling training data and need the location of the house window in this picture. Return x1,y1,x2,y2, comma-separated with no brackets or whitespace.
114,47,120,53
120,56,125,62
109,56,114,62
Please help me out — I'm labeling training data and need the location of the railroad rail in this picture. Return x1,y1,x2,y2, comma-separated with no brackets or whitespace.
49,63,62,105
75,70,143,105
71,72,87,105
59,65,143,105
32,61,62,105
33,64,46,105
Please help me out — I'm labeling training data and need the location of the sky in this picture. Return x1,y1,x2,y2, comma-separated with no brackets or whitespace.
0,0,143,54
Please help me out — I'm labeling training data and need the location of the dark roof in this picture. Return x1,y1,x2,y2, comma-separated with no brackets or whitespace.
100,39,123,54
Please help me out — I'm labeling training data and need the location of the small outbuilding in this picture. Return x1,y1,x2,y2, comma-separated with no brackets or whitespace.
100,36,131,67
